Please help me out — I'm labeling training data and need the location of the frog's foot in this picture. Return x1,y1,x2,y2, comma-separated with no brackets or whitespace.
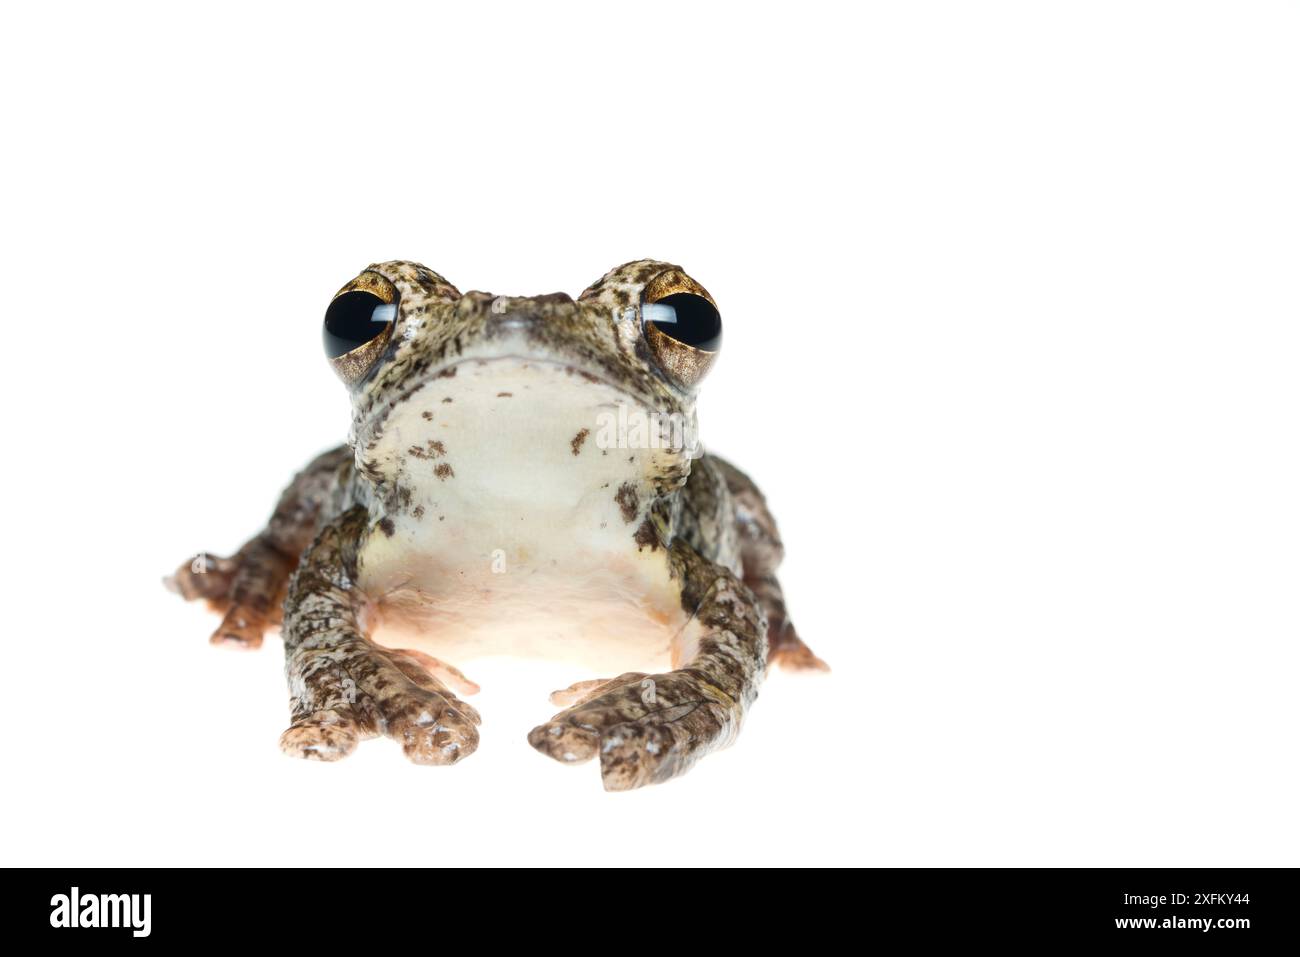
167,539,298,650
280,644,481,766
768,621,829,672
529,671,737,791
164,552,237,607
205,604,273,650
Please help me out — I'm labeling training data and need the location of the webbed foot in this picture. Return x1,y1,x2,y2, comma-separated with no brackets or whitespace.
530,670,738,790
281,644,481,766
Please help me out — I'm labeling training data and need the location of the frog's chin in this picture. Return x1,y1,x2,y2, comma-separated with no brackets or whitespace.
353,353,696,502
358,352,674,446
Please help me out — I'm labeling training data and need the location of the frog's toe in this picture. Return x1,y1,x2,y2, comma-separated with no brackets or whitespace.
527,719,600,764
383,690,481,766
164,552,236,604
547,672,642,707
389,648,481,697
208,605,268,650
597,720,695,792
768,623,829,672
279,709,365,761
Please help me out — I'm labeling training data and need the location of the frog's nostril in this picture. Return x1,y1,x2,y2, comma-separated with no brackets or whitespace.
486,305,539,332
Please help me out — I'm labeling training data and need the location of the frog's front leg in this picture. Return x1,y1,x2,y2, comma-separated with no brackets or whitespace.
279,507,481,765
528,542,767,790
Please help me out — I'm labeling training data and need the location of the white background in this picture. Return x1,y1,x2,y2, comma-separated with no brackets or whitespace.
2,2,1297,867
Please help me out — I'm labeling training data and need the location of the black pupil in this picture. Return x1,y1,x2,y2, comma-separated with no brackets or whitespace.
323,291,392,358
649,293,722,351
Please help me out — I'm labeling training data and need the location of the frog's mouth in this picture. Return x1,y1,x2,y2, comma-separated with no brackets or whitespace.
354,353,697,496
360,354,658,440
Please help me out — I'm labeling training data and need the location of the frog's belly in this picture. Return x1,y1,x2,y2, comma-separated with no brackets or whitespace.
353,355,693,672
362,557,689,674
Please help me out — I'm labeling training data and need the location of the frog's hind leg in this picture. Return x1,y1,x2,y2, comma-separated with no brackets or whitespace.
164,445,352,650
714,457,828,672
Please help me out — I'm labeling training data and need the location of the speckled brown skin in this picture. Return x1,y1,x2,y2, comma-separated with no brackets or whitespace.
278,507,481,763
168,260,822,790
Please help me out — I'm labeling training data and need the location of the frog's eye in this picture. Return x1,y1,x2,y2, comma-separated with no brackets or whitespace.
324,292,395,358
324,272,397,384
643,294,722,352
641,271,721,389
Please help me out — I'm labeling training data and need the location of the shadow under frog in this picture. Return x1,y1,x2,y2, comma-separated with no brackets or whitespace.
166,259,826,791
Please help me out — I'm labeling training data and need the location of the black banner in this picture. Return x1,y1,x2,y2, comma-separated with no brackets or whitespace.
7,868,1294,945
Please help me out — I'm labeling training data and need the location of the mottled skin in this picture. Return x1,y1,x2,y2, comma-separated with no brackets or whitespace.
167,260,824,790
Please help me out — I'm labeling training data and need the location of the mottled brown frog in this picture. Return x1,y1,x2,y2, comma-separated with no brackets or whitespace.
167,260,825,790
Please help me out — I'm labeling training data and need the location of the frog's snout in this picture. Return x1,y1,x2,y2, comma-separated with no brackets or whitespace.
486,292,575,332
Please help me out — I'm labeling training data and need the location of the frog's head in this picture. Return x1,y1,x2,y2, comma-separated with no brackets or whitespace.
321,260,723,512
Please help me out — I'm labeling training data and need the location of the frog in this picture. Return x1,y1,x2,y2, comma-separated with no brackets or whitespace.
166,260,826,790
